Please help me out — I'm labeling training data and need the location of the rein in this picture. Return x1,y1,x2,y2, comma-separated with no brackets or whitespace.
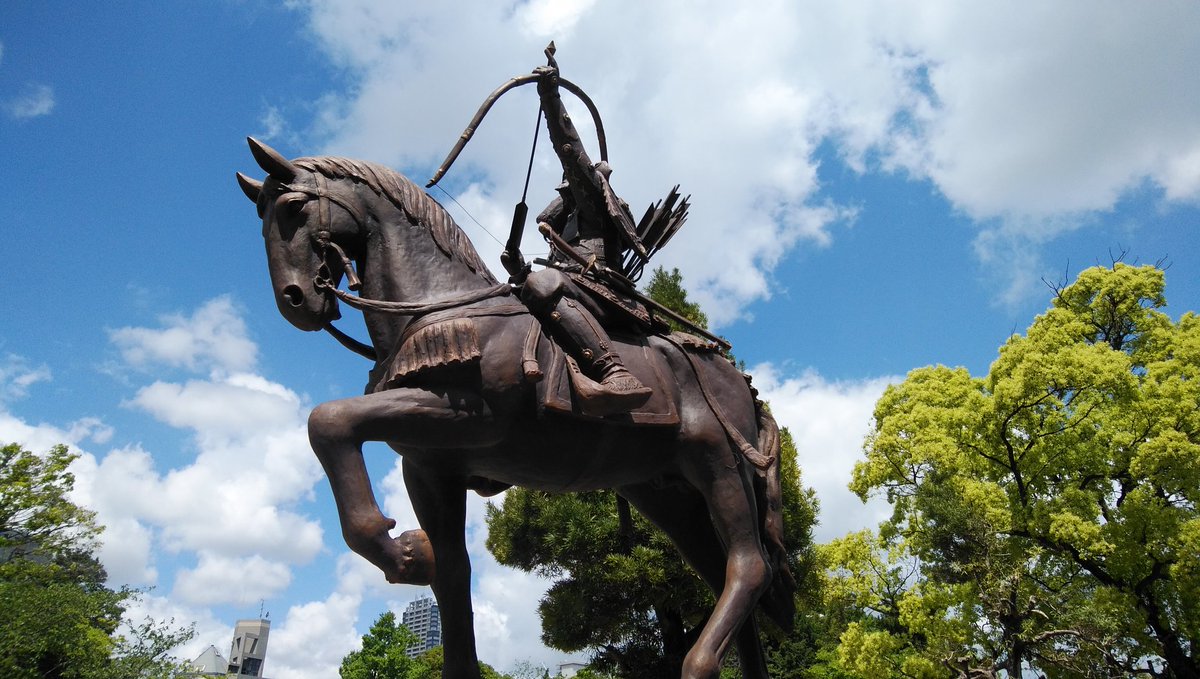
315,281,513,362
315,278,512,315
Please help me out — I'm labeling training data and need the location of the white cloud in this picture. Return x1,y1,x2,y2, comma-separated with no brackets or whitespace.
0,354,51,402
6,83,55,119
98,514,158,586
110,296,258,374
173,553,293,606
259,105,289,142
267,590,364,679
750,363,896,542
886,3,1200,219
128,373,304,440
0,411,106,457
472,546,575,670
285,0,1200,316
516,0,598,36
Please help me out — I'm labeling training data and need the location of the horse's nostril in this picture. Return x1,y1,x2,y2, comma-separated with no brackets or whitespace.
282,285,305,307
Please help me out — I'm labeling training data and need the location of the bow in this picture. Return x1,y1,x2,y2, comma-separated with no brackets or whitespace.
426,56,609,188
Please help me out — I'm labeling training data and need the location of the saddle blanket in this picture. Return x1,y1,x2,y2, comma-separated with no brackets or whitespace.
536,330,681,426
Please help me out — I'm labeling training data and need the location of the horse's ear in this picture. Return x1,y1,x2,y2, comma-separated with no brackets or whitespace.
247,136,297,181
236,172,263,204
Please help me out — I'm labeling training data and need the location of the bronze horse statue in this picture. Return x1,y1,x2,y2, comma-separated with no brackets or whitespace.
237,137,794,678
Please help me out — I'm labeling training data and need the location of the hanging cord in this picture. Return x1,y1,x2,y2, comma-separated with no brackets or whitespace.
430,184,505,247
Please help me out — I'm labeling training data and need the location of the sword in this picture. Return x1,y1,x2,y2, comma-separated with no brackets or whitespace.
537,223,731,351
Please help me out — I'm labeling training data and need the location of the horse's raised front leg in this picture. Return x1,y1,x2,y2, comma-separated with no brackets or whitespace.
306,386,503,583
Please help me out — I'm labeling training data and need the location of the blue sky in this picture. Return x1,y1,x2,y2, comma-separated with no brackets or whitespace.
2,2,1198,676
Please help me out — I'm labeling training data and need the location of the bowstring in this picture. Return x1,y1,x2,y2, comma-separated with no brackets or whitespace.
521,105,543,204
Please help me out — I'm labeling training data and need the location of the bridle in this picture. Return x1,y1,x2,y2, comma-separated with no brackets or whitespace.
274,172,365,292
270,172,512,361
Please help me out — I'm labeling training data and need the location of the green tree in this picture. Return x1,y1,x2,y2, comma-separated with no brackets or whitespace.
842,264,1200,677
485,268,819,676
342,613,511,679
340,611,419,679
645,267,708,332
0,442,194,679
506,659,551,679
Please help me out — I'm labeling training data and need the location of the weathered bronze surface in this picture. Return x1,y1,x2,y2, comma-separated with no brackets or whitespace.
238,50,791,679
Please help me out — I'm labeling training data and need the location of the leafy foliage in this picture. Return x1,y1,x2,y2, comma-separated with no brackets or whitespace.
340,611,421,679
341,611,511,679
835,264,1200,677
1,442,100,575
644,266,708,332
0,442,194,679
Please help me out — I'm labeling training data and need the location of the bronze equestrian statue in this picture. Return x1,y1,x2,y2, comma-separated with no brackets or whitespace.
236,49,795,679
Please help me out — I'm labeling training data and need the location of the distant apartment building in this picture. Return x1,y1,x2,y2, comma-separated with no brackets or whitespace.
557,662,586,677
402,596,442,658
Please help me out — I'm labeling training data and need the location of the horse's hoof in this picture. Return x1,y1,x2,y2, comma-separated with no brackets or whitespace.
386,529,435,586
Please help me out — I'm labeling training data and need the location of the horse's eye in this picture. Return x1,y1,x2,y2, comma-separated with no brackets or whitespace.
284,197,308,217
275,192,309,220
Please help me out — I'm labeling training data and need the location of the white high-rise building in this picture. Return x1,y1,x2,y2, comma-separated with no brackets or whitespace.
402,596,442,658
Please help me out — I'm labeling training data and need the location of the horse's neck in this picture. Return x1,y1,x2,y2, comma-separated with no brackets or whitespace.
357,214,494,359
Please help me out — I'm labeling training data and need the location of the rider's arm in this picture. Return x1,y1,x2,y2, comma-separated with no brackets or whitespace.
535,67,646,260
535,66,596,191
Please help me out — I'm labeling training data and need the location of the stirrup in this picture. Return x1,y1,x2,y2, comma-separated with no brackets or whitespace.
573,364,652,416
599,369,652,396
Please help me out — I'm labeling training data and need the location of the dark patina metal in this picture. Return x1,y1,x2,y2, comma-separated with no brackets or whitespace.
238,49,792,679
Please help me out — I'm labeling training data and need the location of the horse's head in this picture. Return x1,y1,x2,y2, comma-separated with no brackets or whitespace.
237,137,364,332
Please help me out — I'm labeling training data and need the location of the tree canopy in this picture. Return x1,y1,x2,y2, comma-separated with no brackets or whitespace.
834,264,1199,677
0,442,194,679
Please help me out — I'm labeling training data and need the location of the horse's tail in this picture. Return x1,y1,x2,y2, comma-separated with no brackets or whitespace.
754,405,797,632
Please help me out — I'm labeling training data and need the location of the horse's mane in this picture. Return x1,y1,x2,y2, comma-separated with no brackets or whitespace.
294,156,498,285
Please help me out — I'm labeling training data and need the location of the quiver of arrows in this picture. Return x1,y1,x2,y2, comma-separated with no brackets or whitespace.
621,185,690,281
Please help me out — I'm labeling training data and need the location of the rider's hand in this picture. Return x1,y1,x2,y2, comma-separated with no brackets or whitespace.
533,65,559,95
500,248,527,277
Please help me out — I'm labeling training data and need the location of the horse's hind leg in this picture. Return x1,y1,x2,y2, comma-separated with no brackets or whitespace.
676,457,772,679
306,386,503,583
620,483,769,679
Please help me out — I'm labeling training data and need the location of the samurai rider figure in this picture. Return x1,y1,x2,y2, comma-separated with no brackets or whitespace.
507,63,654,416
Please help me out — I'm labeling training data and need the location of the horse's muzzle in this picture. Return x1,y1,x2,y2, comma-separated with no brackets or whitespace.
275,283,339,331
